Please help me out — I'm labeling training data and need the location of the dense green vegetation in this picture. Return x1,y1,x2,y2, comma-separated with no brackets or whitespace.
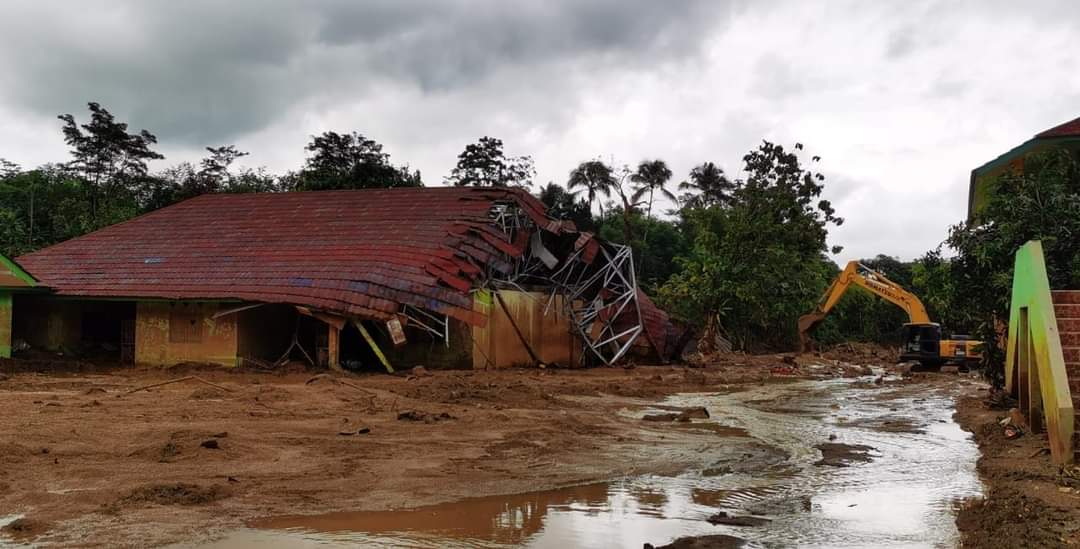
6,101,1075,370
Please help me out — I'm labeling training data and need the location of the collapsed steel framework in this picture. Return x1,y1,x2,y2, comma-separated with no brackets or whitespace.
485,201,646,365
392,200,647,365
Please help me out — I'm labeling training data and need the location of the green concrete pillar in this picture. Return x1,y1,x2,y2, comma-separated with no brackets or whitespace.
0,292,12,358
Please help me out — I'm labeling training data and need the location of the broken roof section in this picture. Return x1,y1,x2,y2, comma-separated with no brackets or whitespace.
17,187,680,363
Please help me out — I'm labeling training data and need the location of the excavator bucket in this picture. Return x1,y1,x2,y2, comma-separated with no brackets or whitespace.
798,311,826,352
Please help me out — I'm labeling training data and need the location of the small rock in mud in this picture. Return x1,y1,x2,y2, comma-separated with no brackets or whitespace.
706,512,771,527
643,413,682,422
159,442,180,462
411,366,433,377
643,407,710,423
702,443,790,475
338,423,371,436
189,387,227,400
814,442,876,467
120,483,230,506
254,386,291,402
199,439,220,450
1,517,47,539
645,534,745,548
83,387,107,395
397,410,455,423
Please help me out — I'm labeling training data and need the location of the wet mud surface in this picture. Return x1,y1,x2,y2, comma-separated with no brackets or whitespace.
192,374,985,548
0,362,785,547
953,392,1080,548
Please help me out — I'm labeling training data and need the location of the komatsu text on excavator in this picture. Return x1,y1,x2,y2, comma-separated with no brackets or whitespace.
798,261,982,367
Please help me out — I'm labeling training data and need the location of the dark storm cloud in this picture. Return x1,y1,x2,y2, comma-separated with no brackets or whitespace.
0,0,735,145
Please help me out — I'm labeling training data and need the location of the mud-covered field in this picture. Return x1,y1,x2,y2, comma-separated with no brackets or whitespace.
0,358,807,547
955,391,1080,548
2,350,1068,548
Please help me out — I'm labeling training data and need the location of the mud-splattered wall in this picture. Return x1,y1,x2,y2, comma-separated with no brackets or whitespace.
135,302,237,367
471,290,578,369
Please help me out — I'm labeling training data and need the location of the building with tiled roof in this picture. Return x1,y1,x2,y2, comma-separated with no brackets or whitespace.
968,115,1080,219
0,187,679,370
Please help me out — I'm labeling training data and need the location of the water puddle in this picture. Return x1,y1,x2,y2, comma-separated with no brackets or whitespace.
191,378,983,548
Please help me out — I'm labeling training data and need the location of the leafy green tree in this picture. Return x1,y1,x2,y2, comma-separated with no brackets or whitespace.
630,159,675,219
295,131,422,191
57,102,163,223
597,210,688,290
445,136,534,188
947,149,1080,385
679,162,734,208
537,182,595,231
0,165,126,257
567,159,617,218
658,141,842,350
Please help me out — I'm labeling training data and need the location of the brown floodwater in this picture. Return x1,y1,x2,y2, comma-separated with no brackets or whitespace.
185,376,983,548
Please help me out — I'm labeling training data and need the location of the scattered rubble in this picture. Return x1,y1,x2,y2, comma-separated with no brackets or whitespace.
814,442,876,467
705,511,771,527
645,534,746,549
397,410,456,423
120,483,231,506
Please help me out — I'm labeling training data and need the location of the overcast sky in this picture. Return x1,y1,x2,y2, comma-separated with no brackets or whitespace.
1,0,1078,263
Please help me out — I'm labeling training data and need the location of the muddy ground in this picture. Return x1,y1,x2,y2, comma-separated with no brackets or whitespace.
955,391,1080,548
0,351,879,548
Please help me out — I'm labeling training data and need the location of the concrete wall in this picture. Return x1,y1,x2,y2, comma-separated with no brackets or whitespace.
471,290,577,369
135,302,238,366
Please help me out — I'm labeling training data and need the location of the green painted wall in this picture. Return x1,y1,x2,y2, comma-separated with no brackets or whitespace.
970,138,1080,219
0,292,11,358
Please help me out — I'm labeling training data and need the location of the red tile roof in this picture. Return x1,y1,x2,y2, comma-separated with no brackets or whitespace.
17,187,558,325
1037,115,1080,139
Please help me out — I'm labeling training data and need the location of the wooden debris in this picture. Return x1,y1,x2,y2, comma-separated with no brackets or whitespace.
125,376,233,395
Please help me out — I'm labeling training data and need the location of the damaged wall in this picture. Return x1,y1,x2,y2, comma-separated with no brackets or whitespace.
237,305,295,364
471,290,577,369
380,318,473,370
135,302,237,367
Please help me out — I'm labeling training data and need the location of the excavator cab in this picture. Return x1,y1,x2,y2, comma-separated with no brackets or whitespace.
900,323,942,365
800,261,983,368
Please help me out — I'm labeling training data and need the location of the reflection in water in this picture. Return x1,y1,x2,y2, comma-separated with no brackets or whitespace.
252,482,611,545
188,378,983,549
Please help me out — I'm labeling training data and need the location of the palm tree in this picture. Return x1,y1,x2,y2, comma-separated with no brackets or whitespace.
679,162,734,208
567,160,616,218
630,159,675,219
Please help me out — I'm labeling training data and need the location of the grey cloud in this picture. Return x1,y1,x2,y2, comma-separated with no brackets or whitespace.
750,54,806,102
0,0,737,146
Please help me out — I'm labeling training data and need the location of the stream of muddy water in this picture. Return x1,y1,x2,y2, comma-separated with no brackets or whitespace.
191,376,983,548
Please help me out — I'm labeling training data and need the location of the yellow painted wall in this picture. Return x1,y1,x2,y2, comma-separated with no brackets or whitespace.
471,290,577,369
135,302,238,366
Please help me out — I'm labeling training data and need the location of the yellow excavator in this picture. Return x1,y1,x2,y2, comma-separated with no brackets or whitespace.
798,261,982,367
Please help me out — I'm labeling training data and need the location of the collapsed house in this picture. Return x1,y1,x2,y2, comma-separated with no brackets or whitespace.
0,187,681,371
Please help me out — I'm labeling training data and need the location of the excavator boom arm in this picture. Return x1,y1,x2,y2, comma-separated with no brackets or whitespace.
798,261,931,350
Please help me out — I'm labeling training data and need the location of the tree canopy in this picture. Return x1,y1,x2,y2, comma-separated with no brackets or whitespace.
658,141,843,350
445,136,534,188
293,131,422,191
